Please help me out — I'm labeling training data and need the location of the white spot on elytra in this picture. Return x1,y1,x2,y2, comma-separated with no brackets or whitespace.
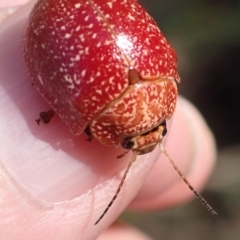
77,44,83,49
75,55,80,61
64,75,72,83
64,75,74,89
79,34,85,42
85,47,89,54
65,33,71,39
117,83,121,91
143,49,148,55
133,36,138,42
81,70,86,77
107,2,113,8
89,77,94,83
61,26,66,30
96,89,102,95
96,16,101,22
100,122,110,127
74,3,81,8
84,16,89,22
96,72,101,77
73,74,80,84
109,77,114,84
128,13,135,21
145,38,150,45
105,40,112,45
87,23,93,28
38,75,44,85
105,86,110,93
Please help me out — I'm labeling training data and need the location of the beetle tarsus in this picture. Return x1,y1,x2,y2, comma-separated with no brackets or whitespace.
35,110,55,125
35,119,41,125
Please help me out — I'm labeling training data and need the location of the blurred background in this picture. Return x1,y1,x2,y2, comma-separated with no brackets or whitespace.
122,0,240,239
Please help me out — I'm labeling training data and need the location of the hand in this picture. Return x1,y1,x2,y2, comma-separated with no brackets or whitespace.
0,1,216,239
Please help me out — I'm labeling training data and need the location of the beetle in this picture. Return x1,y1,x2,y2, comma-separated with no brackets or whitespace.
22,0,217,224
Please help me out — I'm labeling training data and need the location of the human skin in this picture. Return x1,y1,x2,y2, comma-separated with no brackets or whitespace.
0,1,216,239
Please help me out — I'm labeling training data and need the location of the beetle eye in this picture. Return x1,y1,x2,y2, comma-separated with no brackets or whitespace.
162,127,167,137
121,138,134,149
160,120,167,136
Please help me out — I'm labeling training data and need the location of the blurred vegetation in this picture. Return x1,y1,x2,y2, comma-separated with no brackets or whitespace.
121,0,240,239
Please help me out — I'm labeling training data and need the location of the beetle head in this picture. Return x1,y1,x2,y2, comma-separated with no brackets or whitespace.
121,120,167,154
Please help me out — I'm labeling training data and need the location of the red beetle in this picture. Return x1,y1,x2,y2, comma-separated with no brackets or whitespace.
22,0,216,224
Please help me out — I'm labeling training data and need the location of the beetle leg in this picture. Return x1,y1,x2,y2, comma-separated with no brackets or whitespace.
35,110,55,125
84,126,93,142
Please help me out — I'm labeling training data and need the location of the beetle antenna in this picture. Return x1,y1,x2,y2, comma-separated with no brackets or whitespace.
117,150,129,159
159,143,218,217
94,151,137,225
